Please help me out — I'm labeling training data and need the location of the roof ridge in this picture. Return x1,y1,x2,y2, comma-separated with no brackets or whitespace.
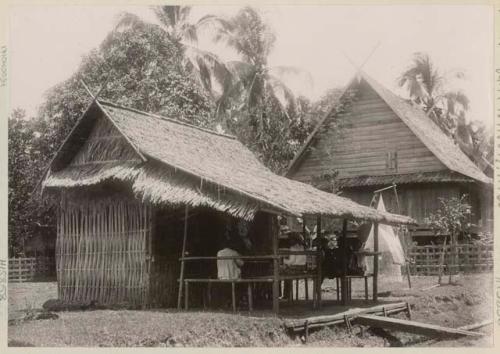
98,99,237,140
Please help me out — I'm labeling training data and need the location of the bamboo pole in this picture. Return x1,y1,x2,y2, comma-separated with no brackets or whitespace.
272,215,280,314
438,236,448,285
341,219,348,305
92,202,98,303
105,202,111,302
146,204,154,307
373,222,379,302
56,208,61,299
70,208,76,302
316,215,322,309
177,205,189,309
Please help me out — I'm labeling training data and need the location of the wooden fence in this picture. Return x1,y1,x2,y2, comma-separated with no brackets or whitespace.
406,244,493,275
9,257,56,282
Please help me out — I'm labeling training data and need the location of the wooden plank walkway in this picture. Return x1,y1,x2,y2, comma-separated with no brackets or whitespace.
354,315,484,338
284,301,409,332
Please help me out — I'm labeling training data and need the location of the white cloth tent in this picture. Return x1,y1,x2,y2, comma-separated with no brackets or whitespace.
364,195,405,281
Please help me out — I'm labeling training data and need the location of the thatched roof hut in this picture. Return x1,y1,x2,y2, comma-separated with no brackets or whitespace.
43,99,414,225
41,98,414,311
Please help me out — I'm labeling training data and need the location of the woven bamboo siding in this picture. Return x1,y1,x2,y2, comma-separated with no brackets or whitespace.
56,197,152,306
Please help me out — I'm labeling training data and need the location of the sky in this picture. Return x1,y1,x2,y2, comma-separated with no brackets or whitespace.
8,4,494,127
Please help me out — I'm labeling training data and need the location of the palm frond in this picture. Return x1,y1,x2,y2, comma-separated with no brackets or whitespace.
151,6,175,31
115,12,147,31
267,75,296,118
180,23,198,43
269,66,314,89
184,45,233,93
444,91,470,113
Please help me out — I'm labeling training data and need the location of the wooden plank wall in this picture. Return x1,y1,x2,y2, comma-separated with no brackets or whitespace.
291,78,447,182
341,184,462,224
56,196,152,307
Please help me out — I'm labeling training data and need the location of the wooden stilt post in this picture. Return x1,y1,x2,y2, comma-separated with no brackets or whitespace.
316,215,322,309
272,215,279,314
177,205,189,309
247,283,253,312
231,282,236,312
373,222,379,302
302,218,308,247
341,219,348,305
438,235,448,285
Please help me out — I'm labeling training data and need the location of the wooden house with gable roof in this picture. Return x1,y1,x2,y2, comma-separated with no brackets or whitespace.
40,98,414,312
287,72,492,236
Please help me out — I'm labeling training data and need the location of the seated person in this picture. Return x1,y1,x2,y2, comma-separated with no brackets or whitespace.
281,232,307,299
217,239,244,280
283,232,307,268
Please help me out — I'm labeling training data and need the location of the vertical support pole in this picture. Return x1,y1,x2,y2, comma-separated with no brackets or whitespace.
341,219,348,305
373,222,379,302
305,278,309,300
302,218,308,247
272,215,279,314
177,205,189,309
208,282,212,307
364,276,369,302
146,204,154,308
247,283,253,312
316,215,322,309
231,282,236,312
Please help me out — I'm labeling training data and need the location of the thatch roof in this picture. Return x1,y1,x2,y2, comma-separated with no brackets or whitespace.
287,71,492,185
42,99,415,225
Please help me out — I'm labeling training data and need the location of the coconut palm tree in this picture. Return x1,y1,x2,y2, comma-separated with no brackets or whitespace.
398,52,469,136
117,5,230,95
398,52,494,172
213,7,311,132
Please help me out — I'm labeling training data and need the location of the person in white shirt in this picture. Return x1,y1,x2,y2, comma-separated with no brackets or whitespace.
281,232,306,299
284,233,307,267
217,240,244,280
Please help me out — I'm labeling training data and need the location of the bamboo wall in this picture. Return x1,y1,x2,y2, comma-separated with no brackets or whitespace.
56,196,152,307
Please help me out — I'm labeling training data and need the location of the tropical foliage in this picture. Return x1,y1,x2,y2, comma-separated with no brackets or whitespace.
398,53,469,133
398,52,492,171
8,13,215,256
8,110,54,256
212,7,313,172
117,5,229,96
424,195,472,243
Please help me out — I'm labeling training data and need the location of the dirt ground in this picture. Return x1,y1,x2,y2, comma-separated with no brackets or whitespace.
7,273,494,347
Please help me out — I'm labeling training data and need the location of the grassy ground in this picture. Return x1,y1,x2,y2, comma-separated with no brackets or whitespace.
8,273,493,347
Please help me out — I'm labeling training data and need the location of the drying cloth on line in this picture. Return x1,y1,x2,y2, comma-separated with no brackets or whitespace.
364,195,406,265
